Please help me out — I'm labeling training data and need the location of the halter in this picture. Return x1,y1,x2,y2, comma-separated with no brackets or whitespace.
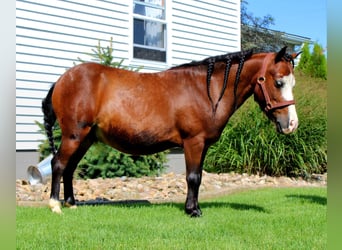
256,54,295,112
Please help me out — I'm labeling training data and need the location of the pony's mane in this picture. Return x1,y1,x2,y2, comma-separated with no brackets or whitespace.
168,48,294,114
169,49,254,70
170,47,295,70
169,49,254,114
283,53,295,68
251,47,295,67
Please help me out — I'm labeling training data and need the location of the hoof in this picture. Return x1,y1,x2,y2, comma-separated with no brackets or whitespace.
64,202,77,209
49,199,62,214
189,210,202,217
185,208,202,217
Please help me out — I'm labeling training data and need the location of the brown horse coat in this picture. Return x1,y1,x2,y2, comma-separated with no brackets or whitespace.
43,47,300,216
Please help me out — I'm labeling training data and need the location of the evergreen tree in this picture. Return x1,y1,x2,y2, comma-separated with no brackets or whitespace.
297,42,327,79
76,37,143,71
310,43,327,79
297,42,311,74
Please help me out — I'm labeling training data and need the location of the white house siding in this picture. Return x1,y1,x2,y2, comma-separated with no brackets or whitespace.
171,0,240,66
16,0,131,150
16,0,240,151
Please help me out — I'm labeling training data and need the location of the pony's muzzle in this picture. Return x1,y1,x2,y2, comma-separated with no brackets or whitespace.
275,104,298,134
278,119,298,134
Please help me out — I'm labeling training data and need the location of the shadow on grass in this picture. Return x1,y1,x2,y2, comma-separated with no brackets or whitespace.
285,194,327,206
75,198,267,213
76,198,152,207
208,202,268,213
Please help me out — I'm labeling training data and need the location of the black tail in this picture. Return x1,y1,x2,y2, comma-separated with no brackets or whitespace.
42,83,57,155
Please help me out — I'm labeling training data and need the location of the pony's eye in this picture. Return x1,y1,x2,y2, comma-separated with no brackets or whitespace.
275,80,284,88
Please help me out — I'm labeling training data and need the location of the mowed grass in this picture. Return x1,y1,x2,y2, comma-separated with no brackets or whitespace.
16,187,326,249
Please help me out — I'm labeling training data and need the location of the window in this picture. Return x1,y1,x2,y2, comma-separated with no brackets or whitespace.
133,0,166,62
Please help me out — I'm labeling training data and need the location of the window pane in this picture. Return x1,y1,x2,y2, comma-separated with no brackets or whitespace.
134,19,165,48
134,0,164,7
133,0,166,62
134,1,165,19
146,0,164,7
133,19,145,45
134,47,166,62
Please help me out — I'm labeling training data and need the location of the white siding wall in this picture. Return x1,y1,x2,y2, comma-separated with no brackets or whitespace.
171,0,240,65
16,0,131,150
16,0,240,150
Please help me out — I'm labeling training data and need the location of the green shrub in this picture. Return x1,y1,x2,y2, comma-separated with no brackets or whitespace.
204,74,327,177
77,143,166,179
36,120,167,179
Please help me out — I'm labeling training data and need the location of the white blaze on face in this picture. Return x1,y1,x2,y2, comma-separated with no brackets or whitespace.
280,73,298,133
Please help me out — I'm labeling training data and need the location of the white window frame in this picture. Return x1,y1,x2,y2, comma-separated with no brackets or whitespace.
129,0,171,69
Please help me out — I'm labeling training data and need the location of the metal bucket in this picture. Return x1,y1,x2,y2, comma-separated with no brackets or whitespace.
27,154,53,185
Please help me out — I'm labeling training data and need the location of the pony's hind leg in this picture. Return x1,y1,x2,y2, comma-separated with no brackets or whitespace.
49,125,95,213
49,154,64,213
50,147,79,214
63,129,95,208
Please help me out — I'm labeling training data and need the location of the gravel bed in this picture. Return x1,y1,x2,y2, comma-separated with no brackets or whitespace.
16,171,327,206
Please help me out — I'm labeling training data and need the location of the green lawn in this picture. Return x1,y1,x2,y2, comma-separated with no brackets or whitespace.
16,187,326,250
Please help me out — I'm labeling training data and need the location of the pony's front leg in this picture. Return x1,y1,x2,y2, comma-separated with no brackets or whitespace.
185,171,202,217
183,138,208,217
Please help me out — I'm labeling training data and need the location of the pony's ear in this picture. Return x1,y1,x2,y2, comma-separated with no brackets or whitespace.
275,46,287,63
291,51,302,59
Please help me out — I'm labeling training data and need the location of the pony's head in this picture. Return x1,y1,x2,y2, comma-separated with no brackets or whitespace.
253,47,301,134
